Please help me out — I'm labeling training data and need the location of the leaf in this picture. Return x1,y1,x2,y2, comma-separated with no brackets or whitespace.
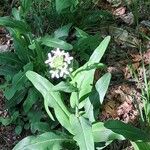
26,71,56,121
56,0,70,13
0,117,12,126
12,33,30,63
26,71,72,133
31,122,50,133
75,27,89,38
56,0,79,13
4,63,33,100
104,120,150,142
95,73,111,104
15,126,22,135
131,142,150,150
73,63,105,77
41,36,73,50
53,81,78,93
70,115,94,150
0,52,23,66
84,98,95,123
21,0,33,15
84,89,100,123
0,17,30,32
82,83,106,121
12,8,21,20
89,36,111,64
34,40,45,66
92,122,125,143
0,65,18,77
27,110,44,124
26,71,52,97
4,70,25,100
70,36,111,108
23,88,39,113
54,23,72,38
13,132,72,150
6,89,27,108
0,111,19,126
83,92,99,123
73,34,102,60
45,93,72,133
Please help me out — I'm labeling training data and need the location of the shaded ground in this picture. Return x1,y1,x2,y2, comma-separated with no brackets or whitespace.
0,28,22,149
0,91,19,150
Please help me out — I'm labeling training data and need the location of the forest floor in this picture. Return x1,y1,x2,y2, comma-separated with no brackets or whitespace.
0,0,150,149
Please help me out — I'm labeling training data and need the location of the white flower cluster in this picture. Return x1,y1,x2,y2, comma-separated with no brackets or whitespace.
45,48,73,78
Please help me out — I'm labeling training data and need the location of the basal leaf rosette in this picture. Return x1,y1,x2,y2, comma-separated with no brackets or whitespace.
45,48,73,78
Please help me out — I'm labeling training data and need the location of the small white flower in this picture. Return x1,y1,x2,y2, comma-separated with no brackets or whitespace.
69,68,73,72
59,64,69,77
49,70,59,78
45,48,73,78
64,52,73,64
51,48,65,56
45,53,52,64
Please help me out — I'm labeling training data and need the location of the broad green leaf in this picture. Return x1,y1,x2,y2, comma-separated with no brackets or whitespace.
15,125,22,135
13,132,72,150
23,88,39,113
95,73,111,104
56,0,70,13
12,8,21,20
21,0,33,15
26,71,72,133
89,36,111,64
27,110,44,124
26,71,53,97
41,36,73,50
84,89,100,122
104,120,150,142
0,117,12,126
4,70,25,100
26,70,57,121
92,122,125,143
0,111,19,126
13,34,30,63
6,89,27,108
0,52,23,66
73,63,105,77
75,27,89,38
0,65,18,77
34,40,45,67
73,34,102,60
70,115,94,150
0,17,29,32
45,93,72,133
84,98,95,123
54,23,72,38
31,122,50,133
53,81,78,93
4,63,33,100
70,36,111,108
56,0,79,13
131,142,150,150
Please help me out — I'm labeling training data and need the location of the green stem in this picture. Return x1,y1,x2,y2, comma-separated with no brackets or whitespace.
75,89,80,117
69,73,80,117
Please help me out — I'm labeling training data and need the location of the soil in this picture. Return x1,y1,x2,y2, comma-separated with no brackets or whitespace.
0,91,19,150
